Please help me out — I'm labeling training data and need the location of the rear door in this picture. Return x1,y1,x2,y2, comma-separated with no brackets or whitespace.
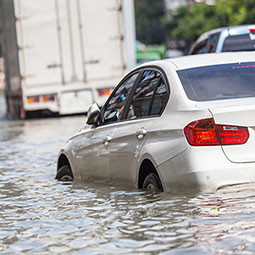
108,69,169,185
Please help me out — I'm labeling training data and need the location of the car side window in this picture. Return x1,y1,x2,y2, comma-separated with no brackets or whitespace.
190,39,208,54
208,33,220,53
150,80,168,115
102,72,139,124
190,33,220,55
126,70,168,120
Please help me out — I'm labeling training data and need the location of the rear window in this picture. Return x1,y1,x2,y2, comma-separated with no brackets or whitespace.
178,62,255,101
223,34,255,52
190,32,220,55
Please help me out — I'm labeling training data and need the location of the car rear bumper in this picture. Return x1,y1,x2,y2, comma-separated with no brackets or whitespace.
157,146,255,193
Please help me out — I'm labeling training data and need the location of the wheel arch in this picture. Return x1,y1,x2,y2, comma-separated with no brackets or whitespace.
138,159,162,190
57,153,71,170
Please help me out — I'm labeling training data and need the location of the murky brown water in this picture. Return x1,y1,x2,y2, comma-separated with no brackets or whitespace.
1,92,255,254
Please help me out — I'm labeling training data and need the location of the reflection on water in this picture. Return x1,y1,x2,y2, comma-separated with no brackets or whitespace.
1,94,255,254
0,92,6,119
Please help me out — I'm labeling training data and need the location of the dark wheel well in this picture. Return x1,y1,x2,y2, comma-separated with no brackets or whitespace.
57,154,71,170
138,159,162,190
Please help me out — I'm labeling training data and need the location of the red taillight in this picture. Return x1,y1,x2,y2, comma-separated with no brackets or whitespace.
97,89,112,97
184,118,249,146
184,118,219,146
216,125,249,145
27,96,40,104
250,27,255,33
27,95,55,104
42,95,55,102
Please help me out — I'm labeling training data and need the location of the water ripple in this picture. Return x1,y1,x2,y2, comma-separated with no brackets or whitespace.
1,103,255,254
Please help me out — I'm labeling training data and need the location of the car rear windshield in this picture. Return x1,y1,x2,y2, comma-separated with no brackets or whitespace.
178,62,255,101
222,34,255,52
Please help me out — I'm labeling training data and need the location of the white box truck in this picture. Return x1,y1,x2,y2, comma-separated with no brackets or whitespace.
0,0,136,118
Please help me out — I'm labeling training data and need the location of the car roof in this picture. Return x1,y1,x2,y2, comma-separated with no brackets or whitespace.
142,52,255,70
197,24,255,42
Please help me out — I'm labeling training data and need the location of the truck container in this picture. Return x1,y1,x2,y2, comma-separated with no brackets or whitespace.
0,0,136,118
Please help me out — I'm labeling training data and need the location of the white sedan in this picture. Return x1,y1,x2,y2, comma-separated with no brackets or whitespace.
56,52,255,192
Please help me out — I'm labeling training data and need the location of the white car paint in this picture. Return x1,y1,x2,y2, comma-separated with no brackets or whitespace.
57,52,255,192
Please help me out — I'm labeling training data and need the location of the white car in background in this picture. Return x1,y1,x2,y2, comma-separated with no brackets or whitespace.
56,52,255,193
189,24,255,55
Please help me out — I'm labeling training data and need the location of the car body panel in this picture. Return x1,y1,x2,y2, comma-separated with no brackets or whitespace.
165,51,255,71
58,138,81,179
73,125,116,182
158,145,232,192
209,104,255,163
189,98,255,163
108,118,154,185
209,103,255,127
57,52,255,192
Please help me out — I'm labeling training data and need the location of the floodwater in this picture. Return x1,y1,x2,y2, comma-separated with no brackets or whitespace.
1,93,255,254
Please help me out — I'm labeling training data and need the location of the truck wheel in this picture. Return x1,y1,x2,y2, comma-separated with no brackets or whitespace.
142,173,163,192
55,165,73,181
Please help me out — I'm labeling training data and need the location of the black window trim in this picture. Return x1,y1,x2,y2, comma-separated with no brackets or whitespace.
189,38,208,55
99,69,143,126
122,66,170,121
98,65,170,127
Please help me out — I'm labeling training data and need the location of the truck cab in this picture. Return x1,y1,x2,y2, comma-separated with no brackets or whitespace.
189,24,255,55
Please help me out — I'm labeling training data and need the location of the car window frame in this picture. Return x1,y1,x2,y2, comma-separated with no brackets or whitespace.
97,66,170,127
207,32,221,53
98,69,143,127
121,66,170,121
189,38,208,55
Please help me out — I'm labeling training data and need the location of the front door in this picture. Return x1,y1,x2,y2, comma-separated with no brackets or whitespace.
78,124,115,182
78,71,140,182
109,69,169,186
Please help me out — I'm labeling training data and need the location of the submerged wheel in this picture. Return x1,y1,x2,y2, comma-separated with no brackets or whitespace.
142,173,163,192
55,165,73,181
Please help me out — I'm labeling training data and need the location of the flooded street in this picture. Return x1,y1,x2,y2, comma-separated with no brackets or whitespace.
1,93,255,254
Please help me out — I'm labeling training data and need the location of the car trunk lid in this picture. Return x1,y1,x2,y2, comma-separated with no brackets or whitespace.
209,103,255,163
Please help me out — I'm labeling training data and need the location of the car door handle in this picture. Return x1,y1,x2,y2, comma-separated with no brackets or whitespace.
136,128,147,139
103,136,112,146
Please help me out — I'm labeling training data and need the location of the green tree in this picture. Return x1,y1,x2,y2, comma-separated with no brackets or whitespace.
165,0,255,50
135,0,166,45
166,3,217,46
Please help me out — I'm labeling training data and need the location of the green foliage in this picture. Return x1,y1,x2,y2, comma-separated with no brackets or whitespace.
135,0,166,44
166,0,255,46
166,4,217,45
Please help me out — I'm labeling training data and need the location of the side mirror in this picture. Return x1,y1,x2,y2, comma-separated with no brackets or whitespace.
86,103,101,125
